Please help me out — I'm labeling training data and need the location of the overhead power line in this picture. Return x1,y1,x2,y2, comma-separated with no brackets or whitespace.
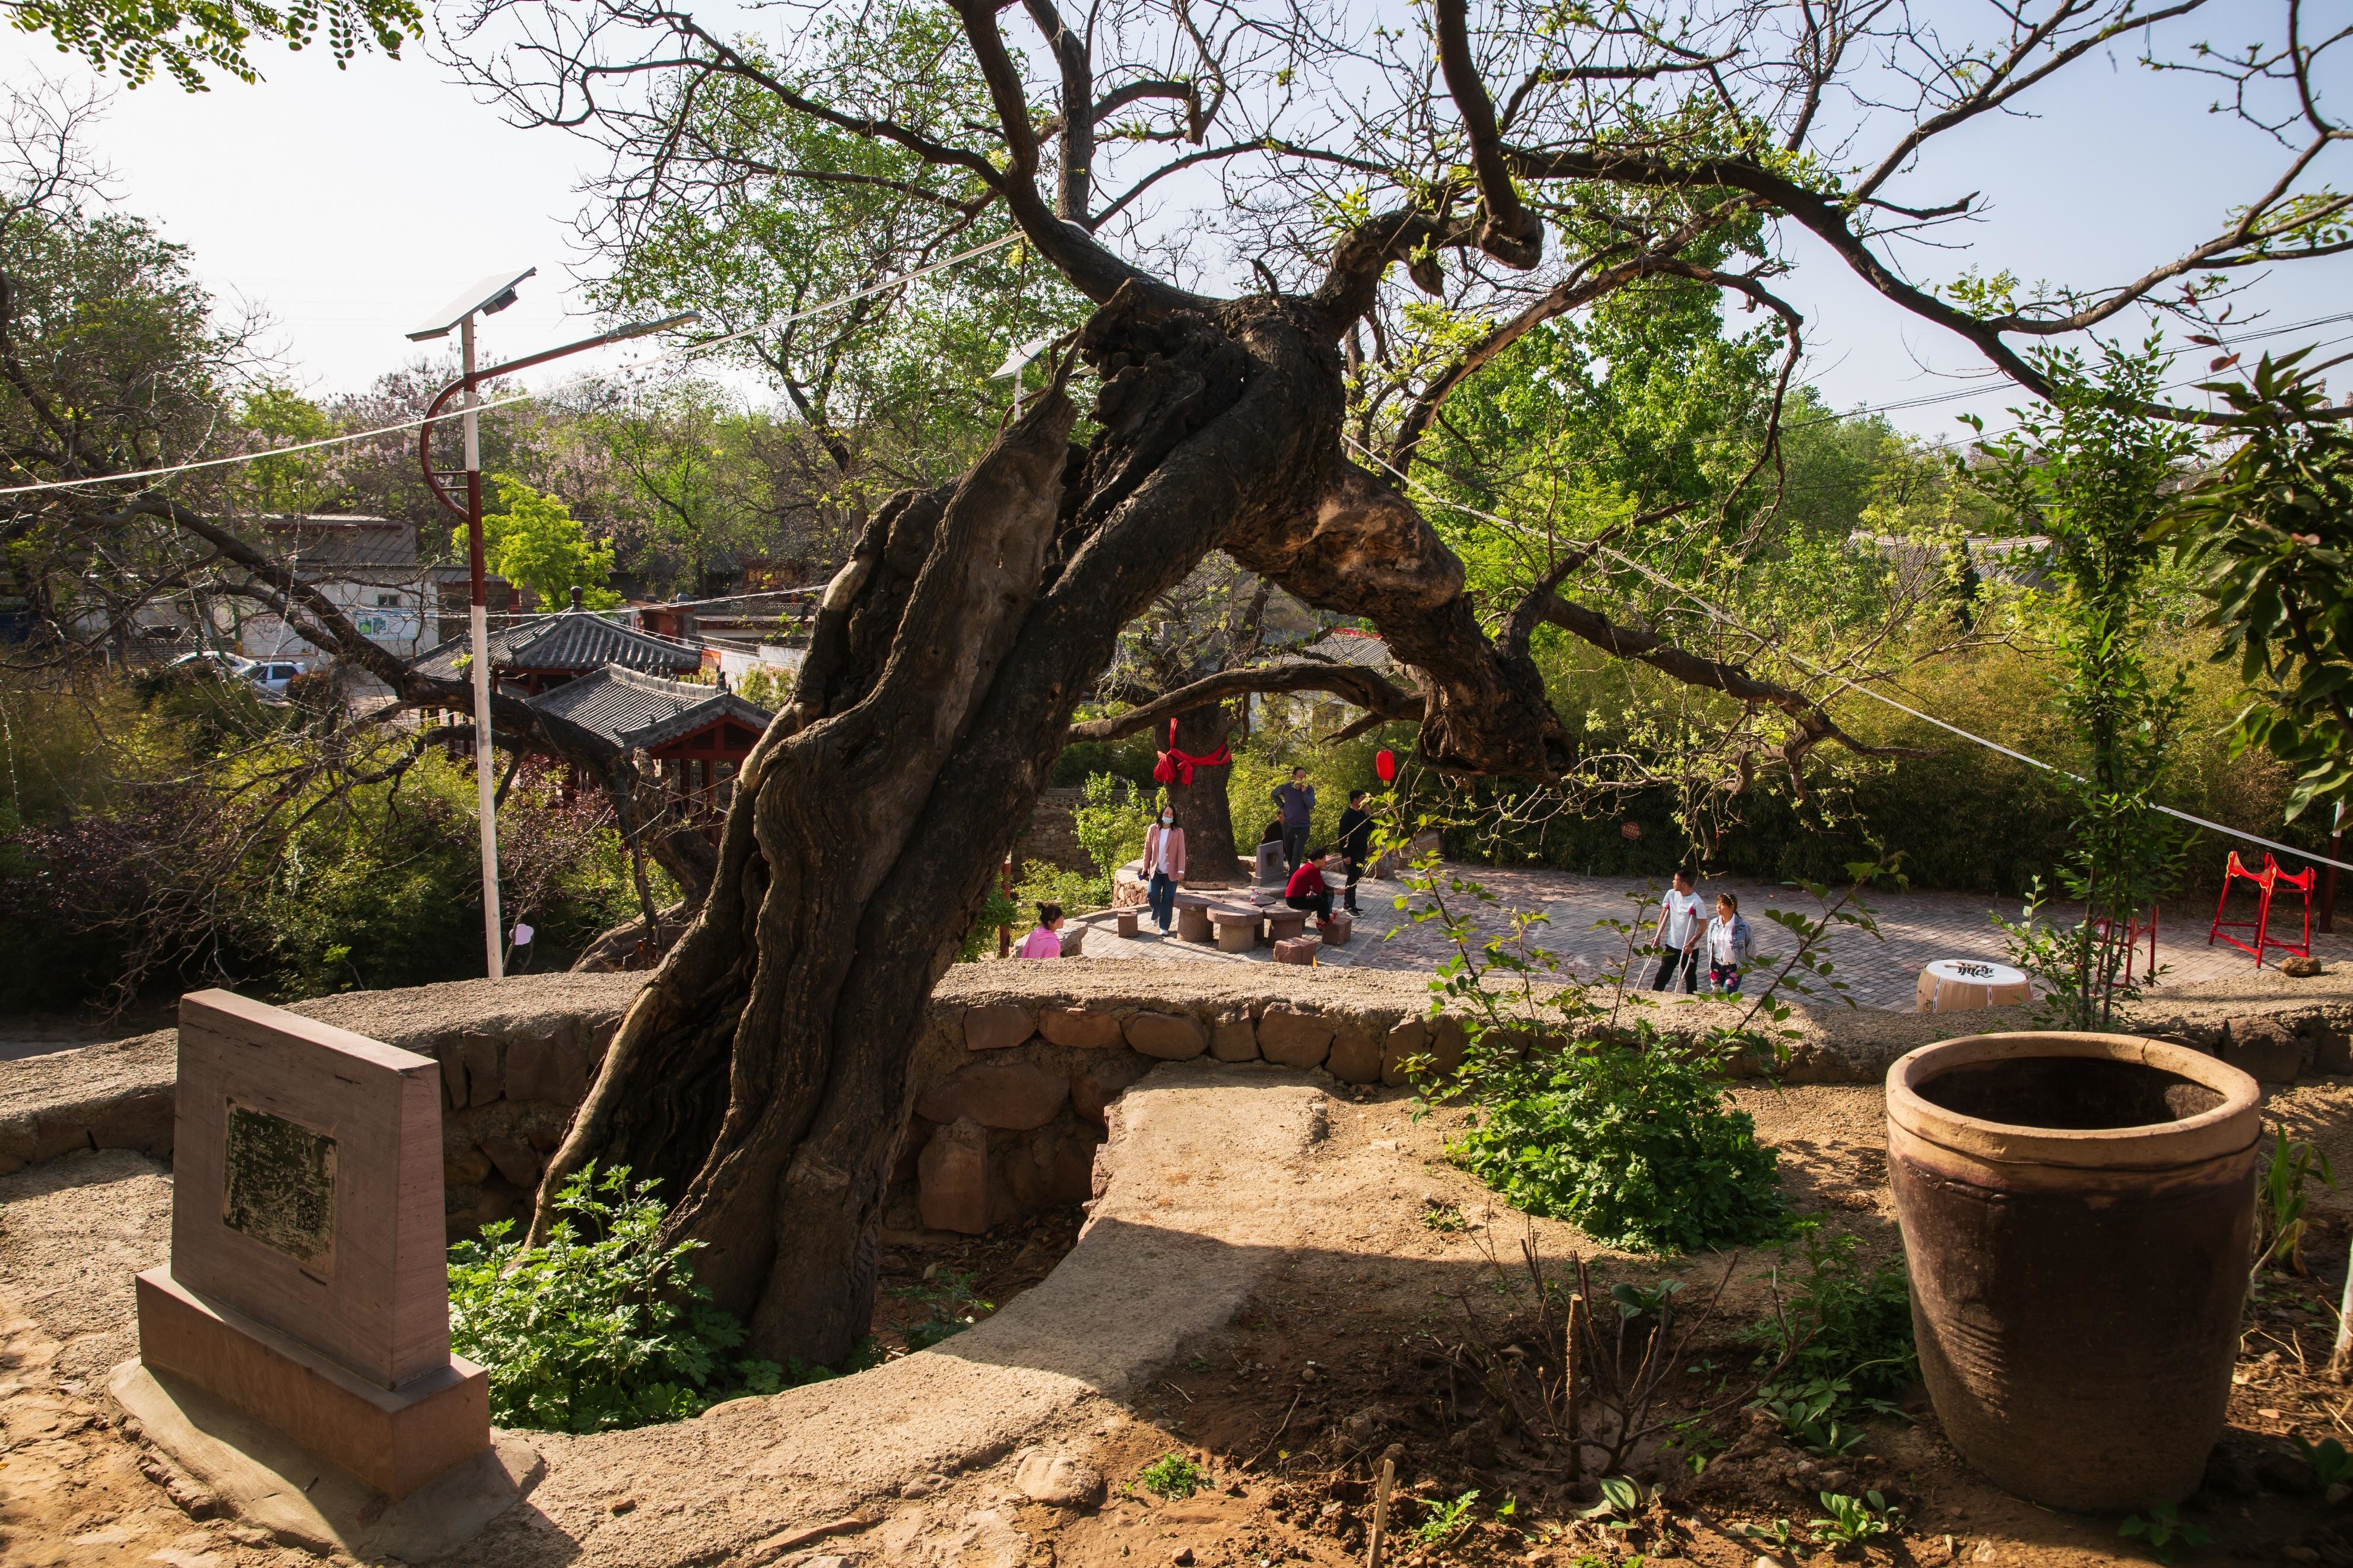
1,240,2341,501
0,233,1024,500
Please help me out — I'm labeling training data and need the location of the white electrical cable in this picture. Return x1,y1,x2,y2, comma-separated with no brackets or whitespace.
4,234,2335,504
673,232,1023,358
0,392,539,497
0,233,1025,500
1343,432,2353,877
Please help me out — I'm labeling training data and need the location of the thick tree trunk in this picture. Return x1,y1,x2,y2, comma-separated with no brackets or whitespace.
535,285,1568,1366
1164,702,1247,884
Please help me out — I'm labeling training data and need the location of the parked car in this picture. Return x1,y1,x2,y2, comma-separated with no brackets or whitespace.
244,660,308,698
164,650,256,679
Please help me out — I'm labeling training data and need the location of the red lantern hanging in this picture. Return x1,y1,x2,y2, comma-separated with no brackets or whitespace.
1375,748,1398,784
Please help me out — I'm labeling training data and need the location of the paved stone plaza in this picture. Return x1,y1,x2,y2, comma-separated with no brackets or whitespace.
1073,864,2352,1010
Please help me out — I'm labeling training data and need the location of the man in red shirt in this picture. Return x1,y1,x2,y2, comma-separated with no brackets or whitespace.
1284,850,1338,924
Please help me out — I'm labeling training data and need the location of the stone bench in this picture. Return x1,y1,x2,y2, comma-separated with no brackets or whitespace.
1209,909,1259,953
1173,893,1216,943
1274,936,1320,966
1264,909,1310,946
1321,911,1353,946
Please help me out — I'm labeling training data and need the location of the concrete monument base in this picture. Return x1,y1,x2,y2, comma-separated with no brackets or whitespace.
135,1267,490,1499
109,1359,539,1559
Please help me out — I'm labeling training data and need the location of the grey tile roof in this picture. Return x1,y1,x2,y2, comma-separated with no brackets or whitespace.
411,609,704,679
524,664,773,751
1295,629,1392,670
262,515,419,571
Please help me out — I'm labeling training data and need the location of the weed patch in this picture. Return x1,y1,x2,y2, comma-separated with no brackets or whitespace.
447,1165,785,1433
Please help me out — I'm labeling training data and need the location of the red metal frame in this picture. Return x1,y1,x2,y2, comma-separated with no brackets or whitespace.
2091,904,2158,987
2208,851,2315,966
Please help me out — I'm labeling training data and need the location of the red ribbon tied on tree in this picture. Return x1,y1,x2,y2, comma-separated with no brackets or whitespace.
1152,717,1232,787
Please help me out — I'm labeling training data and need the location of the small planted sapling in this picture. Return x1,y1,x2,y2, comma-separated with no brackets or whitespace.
2253,1126,2335,1277
1810,1490,1903,1554
1412,1487,1482,1546
1758,1376,1869,1456
2118,1501,2211,1564
893,1267,995,1350
1578,1475,1656,1537
1740,1517,1802,1554
1136,1451,1205,1500
2297,1435,2353,1496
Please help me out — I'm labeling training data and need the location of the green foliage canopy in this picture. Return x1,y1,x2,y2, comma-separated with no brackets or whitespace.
2155,351,2353,823
8,0,418,90
462,474,621,610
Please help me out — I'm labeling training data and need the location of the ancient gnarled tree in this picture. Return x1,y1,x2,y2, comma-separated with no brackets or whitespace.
442,0,2353,1362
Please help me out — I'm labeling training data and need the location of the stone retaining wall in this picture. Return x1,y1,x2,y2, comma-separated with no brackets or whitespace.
7,958,2351,1242
0,975,643,1241
888,972,1472,1237
1012,786,1090,873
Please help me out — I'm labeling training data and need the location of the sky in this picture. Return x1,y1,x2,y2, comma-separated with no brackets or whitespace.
7,7,2350,442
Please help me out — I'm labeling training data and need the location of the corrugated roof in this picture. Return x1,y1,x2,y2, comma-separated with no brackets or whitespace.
411,609,703,679
525,664,773,751
263,515,419,571
1295,629,1393,670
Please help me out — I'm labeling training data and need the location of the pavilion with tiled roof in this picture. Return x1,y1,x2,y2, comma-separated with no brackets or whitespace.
525,664,774,826
410,605,703,695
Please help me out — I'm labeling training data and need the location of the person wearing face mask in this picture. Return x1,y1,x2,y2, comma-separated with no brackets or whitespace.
1141,803,1186,934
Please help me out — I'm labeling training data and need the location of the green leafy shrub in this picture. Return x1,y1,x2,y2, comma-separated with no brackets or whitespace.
956,878,1023,962
891,1267,993,1350
447,1164,783,1432
1068,771,1155,877
1447,1029,1784,1254
1748,1222,1915,1404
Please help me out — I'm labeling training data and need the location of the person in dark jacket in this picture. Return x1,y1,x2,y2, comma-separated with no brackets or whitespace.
1271,766,1316,871
1284,850,1338,923
1336,790,1374,914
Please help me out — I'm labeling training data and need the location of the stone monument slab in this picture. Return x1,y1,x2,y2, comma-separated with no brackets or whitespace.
135,989,489,1499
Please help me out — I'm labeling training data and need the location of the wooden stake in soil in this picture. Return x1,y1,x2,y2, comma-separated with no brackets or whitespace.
1366,1452,1396,1568
1563,1291,1583,1482
2334,1247,2353,1383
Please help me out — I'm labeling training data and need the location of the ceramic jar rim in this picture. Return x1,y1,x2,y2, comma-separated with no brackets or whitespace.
1887,1031,2262,1171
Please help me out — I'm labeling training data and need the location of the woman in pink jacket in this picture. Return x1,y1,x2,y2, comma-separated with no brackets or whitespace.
1141,808,1186,934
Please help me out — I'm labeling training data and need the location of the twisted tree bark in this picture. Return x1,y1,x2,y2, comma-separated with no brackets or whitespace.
536,284,1575,1363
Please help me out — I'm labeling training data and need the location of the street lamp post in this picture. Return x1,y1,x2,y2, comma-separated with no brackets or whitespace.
409,272,696,978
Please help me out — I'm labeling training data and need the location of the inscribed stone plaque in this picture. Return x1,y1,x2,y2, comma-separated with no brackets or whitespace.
170,990,450,1389
221,1099,338,1272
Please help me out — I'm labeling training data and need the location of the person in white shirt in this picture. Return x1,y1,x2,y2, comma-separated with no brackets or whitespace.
1650,870,1707,993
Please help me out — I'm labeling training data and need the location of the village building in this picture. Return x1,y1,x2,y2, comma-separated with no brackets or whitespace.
523,663,773,827
428,562,529,646
234,516,433,661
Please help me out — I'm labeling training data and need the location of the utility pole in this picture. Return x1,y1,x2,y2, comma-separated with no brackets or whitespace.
2324,799,2344,934
459,311,502,978
410,273,697,979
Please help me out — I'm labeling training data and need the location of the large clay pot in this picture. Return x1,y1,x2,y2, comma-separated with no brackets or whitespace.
1887,1032,2261,1511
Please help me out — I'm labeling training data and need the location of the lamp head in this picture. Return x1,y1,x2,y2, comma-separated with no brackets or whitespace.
407,268,538,341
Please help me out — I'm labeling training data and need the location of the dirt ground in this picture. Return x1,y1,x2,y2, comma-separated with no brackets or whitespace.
7,1082,2353,1567
967,1082,2353,1568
